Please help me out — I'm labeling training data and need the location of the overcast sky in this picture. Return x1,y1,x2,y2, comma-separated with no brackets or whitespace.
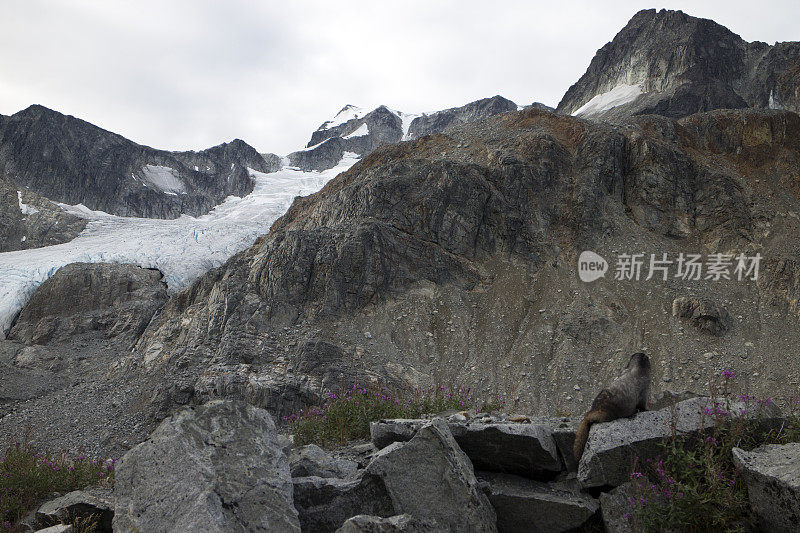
1,1,798,155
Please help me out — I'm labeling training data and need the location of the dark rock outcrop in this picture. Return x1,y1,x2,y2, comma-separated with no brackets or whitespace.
672,296,732,336
8,262,167,345
406,96,517,139
293,475,394,532
557,9,800,119
0,105,273,218
113,400,300,532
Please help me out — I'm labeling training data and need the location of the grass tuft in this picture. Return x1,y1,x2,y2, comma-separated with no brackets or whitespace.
0,438,113,532
285,384,505,447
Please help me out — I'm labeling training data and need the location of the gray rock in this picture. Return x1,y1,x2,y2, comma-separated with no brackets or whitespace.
364,419,497,532
289,444,358,478
336,514,441,532
0,105,271,218
371,419,562,478
732,443,800,533
478,472,598,533
550,426,578,472
672,296,731,336
293,475,394,533
113,399,299,532
8,262,167,343
579,397,783,488
599,482,640,533
35,486,113,531
0,180,86,252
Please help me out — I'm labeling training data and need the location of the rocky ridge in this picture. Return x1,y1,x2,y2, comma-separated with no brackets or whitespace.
0,105,279,220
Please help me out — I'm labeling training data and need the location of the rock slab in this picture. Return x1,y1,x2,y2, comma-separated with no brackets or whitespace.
732,443,800,533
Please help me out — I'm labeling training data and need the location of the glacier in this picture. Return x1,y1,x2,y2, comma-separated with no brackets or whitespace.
0,155,359,338
573,83,643,116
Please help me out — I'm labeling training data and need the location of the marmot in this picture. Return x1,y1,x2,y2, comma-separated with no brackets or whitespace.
572,352,651,464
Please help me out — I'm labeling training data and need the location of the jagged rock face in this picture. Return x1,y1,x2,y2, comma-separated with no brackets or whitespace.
0,179,86,251
0,105,274,218
406,96,517,140
557,9,800,119
132,107,800,427
9,262,167,344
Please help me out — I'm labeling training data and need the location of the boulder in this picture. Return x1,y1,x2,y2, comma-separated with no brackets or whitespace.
671,296,731,336
293,475,394,533
478,472,598,533
9,262,167,344
289,444,358,478
598,482,640,533
35,486,113,531
578,397,783,488
113,399,299,532
371,419,562,478
364,419,497,532
732,443,800,533
336,514,440,532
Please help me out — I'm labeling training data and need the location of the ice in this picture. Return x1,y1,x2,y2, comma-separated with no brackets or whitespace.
573,83,643,116
140,164,186,194
0,155,360,337
17,191,39,215
343,123,369,139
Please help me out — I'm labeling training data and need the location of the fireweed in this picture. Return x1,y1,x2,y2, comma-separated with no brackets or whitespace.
0,438,113,532
623,369,800,532
285,384,505,447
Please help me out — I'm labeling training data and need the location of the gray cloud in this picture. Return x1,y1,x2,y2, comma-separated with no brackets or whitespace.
1,0,798,155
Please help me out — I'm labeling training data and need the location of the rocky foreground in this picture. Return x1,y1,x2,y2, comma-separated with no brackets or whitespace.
18,396,799,532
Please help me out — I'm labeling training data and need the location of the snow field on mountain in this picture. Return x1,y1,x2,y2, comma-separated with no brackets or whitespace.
573,83,643,116
0,155,359,337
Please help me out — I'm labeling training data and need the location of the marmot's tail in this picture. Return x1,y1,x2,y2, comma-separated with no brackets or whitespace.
573,410,612,465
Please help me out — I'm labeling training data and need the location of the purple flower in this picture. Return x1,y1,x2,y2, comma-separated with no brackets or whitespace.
721,369,735,379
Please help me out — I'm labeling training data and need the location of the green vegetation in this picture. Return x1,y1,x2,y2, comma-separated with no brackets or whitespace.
1,438,113,532
285,384,505,447
625,370,800,532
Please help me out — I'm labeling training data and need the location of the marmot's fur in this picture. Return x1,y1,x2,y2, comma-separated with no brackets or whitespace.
573,352,651,464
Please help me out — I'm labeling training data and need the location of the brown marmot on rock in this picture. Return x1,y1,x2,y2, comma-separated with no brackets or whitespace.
573,352,652,464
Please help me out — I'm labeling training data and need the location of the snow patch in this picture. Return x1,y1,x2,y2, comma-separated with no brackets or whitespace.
343,123,369,139
388,108,420,140
573,83,643,116
320,105,365,130
17,191,39,215
140,165,186,194
0,158,360,337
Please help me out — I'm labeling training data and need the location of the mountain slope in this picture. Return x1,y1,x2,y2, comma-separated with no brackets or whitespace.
557,9,800,119
0,105,279,219
128,106,800,428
